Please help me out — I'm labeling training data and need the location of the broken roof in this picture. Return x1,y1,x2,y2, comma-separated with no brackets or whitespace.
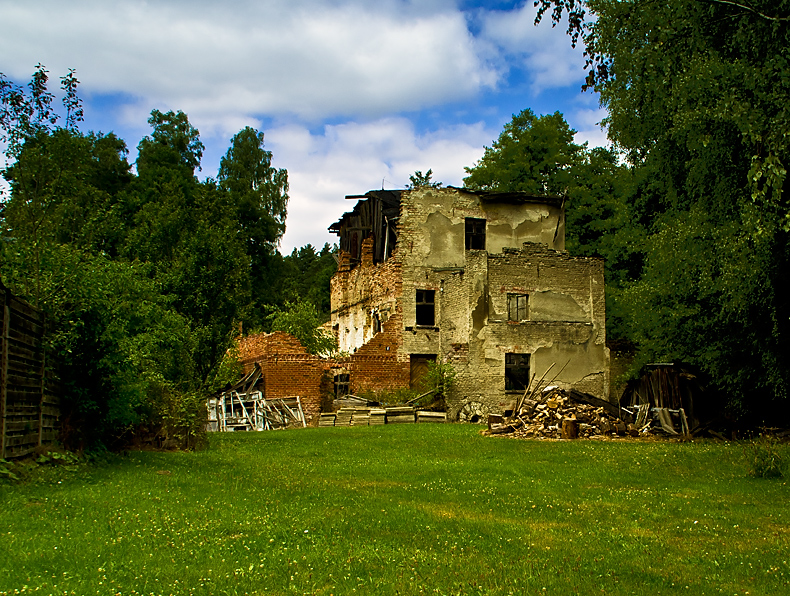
328,190,401,234
328,187,564,233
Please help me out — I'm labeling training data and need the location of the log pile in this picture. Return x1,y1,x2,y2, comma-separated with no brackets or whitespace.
485,386,646,439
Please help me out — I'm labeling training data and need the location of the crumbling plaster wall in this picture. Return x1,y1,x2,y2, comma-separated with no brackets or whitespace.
445,246,608,418
398,187,564,269
396,188,607,419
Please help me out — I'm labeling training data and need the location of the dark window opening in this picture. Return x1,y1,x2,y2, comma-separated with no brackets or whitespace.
334,373,350,398
505,353,531,392
416,289,435,326
507,294,529,322
373,312,382,334
465,218,486,250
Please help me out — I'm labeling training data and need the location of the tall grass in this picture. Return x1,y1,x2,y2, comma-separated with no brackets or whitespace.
1,426,788,595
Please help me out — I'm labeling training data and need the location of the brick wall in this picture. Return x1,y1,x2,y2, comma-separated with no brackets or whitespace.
347,314,410,393
237,331,325,425
235,322,410,422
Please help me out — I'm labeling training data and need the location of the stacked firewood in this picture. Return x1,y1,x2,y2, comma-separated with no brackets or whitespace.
484,386,645,439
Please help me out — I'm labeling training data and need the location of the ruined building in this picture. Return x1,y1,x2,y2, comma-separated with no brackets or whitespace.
330,186,608,421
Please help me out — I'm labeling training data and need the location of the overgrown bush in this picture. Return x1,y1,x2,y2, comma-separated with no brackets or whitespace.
150,383,208,450
744,434,785,479
419,360,456,410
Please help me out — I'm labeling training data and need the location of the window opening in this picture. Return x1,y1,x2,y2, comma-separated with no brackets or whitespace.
334,373,350,398
416,289,435,326
465,218,486,250
373,312,382,334
505,353,530,391
507,294,529,322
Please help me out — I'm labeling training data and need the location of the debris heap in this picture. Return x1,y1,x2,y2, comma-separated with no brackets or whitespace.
485,386,654,439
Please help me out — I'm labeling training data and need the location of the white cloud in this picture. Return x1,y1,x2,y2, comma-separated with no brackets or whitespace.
479,2,586,93
269,117,492,252
0,0,602,253
568,103,610,149
0,0,498,126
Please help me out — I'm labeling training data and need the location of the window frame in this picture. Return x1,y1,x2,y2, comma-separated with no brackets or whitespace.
415,289,436,326
507,293,529,322
505,353,531,392
334,373,350,398
465,217,486,250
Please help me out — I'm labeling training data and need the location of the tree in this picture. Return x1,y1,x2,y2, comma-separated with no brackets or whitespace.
0,72,200,447
463,109,584,194
0,74,293,446
217,127,289,327
406,169,442,189
0,64,83,161
136,109,203,174
276,243,337,321
218,126,288,248
268,299,338,356
536,0,790,418
124,112,257,384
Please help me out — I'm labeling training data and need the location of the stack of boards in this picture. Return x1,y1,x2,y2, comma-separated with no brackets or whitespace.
320,406,447,427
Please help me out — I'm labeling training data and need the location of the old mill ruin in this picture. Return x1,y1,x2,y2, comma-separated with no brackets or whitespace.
213,185,611,430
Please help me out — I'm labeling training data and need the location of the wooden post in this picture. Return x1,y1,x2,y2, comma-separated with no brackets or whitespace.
0,294,9,459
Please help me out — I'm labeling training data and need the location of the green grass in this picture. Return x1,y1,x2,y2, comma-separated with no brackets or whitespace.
1,426,788,596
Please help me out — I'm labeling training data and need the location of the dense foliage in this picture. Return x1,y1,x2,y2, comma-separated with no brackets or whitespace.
267,298,338,356
0,66,336,448
529,0,790,419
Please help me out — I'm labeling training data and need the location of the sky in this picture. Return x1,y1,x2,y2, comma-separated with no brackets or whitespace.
0,0,606,253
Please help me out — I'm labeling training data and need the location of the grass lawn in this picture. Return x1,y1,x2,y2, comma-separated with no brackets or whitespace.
1,425,788,596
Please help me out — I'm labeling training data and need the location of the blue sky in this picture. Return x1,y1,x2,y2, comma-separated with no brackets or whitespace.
0,0,606,253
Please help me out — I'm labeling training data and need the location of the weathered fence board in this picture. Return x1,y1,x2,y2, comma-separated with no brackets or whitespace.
0,281,61,459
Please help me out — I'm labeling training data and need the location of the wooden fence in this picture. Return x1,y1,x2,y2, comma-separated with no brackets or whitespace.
0,282,60,459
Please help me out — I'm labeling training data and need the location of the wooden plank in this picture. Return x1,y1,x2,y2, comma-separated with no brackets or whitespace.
5,420,39,432
4,431,40,447
6,392,41,412
6,366,42,382
7,359,45,376
8,311,44,337
8,296,44,321
40,429,58,442
7,343,44,362
6,404,42,414
6,444,36,458
6,374,46,389
6,329,40,349
38,348,45,447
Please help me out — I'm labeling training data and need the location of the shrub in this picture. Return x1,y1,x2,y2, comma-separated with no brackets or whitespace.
151,383,208,450
744,434,785,479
